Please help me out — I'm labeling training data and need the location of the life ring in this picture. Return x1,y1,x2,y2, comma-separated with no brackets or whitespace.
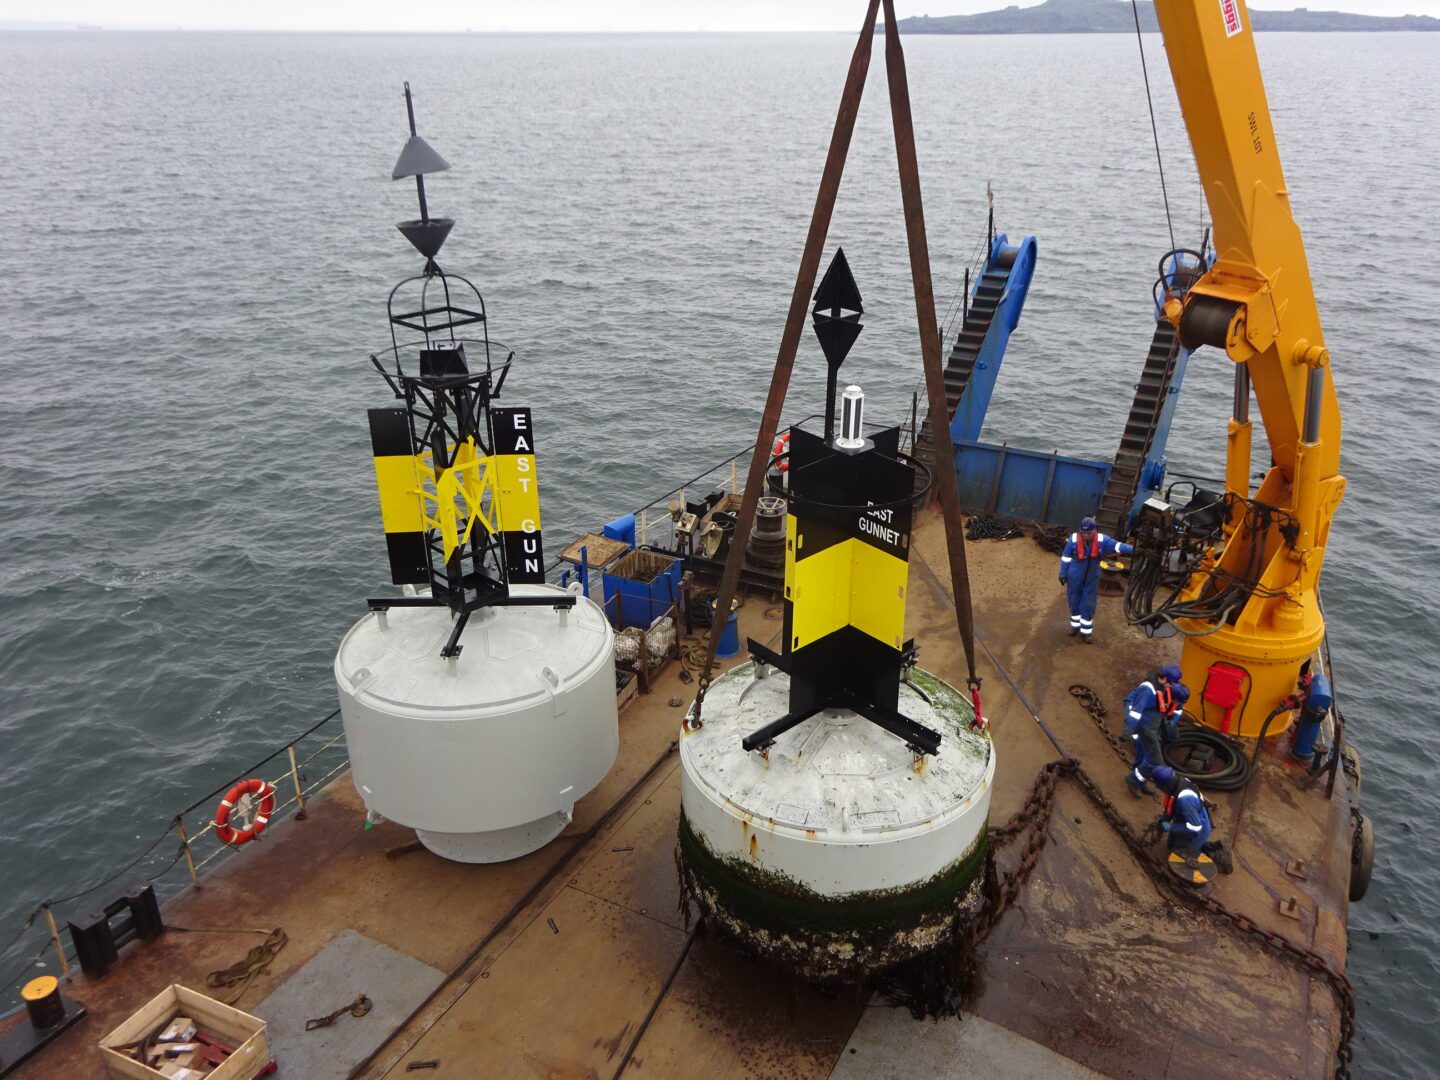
771,431,790,473
215,778,277,846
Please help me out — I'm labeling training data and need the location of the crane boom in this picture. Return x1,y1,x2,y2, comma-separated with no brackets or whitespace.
1154,0,1346,736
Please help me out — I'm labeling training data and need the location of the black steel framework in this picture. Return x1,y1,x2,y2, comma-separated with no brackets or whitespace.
364,83,572,658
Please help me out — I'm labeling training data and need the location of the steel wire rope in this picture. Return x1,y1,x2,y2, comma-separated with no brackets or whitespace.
1131,0,1177,255
41,819,179,910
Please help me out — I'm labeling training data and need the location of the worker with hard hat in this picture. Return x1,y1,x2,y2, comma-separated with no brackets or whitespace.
1150,765,1212,858
1123,664,1186,796
1058,515,1133,643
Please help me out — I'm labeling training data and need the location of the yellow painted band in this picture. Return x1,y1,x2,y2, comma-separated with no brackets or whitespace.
493,453,542,533
373,455,425,534
789,532,908,652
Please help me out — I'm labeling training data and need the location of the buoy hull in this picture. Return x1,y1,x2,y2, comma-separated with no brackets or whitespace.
335,585,618,862
678,663,994,978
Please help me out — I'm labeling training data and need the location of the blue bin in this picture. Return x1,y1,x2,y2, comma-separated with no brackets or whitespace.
602,549,680,630
602,513,637,549
711,598,741,658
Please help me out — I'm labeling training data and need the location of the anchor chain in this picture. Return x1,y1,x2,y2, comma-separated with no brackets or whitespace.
975,755,1356,1078
1031,521,1068,555
976,759,1074,945
1066,761,1357,1079
964,514,1023,542
1069,683,1130,763
979,760,1071,944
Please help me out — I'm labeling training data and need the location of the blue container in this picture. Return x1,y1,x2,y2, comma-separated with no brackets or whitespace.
953,441,1110,528
711,599,741,658
603,549,681,630
603,513,637,549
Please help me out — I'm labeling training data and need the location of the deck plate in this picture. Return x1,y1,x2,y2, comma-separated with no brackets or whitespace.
253,930,443,1080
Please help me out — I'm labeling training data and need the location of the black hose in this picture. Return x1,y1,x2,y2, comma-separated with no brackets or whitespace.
1248,704,1293,775
1163,725,1253,791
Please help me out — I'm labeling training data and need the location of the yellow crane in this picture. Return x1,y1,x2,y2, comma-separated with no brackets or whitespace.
1154,0,1344,736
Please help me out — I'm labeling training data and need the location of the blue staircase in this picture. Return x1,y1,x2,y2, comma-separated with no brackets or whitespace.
914,233,1036,481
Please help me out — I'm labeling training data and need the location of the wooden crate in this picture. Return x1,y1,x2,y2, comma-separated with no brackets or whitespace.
99,984,271,1080
616,670,639,712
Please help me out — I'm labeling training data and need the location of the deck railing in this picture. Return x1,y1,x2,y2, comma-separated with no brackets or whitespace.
0,711,349,1006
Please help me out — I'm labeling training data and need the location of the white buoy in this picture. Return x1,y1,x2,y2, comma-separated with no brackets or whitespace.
679,661,994,978
335,584,617,863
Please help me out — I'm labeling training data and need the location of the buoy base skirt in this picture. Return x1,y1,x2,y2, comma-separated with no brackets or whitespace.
678,663,995,979
679,809,988,979
416,807,573,863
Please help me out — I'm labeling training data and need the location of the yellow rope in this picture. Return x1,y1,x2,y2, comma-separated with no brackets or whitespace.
205,927,287,1004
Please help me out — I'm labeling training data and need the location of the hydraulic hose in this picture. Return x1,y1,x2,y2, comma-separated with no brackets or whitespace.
1163,725,1253,791
1248,703,1294,775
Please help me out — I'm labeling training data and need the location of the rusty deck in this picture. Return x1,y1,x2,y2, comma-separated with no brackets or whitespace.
10,511,1353,1080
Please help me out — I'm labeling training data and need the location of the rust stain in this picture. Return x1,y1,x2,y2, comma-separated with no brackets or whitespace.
749,833,758,861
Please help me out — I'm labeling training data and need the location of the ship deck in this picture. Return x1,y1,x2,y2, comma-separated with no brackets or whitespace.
10,510,1354,1080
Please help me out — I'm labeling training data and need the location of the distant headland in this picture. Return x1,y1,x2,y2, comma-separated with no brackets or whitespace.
890,0,1440,33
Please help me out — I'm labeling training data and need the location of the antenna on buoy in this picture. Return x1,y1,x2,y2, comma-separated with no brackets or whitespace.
392,82,454,275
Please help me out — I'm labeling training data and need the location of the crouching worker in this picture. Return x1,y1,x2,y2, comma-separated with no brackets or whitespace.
1151,765,1211,858
1123,664,1183,796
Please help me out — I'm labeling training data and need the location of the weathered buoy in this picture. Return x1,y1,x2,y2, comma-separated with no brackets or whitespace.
679,662,994,979
677,280,998,981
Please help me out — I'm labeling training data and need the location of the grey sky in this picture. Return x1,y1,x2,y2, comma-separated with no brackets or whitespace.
2,0,1435,32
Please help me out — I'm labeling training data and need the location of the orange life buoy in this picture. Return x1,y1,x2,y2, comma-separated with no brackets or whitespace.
771,431,790,473
215,778,276,846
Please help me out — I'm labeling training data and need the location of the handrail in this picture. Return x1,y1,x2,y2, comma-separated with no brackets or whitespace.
918,211,1000,439
179,709,339,816
0,708,349,1002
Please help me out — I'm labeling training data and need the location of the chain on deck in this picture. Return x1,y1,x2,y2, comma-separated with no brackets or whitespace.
977,756,1356,1078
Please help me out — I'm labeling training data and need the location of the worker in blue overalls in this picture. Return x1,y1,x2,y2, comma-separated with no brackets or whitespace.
1151,765,1212,858
1058,516,1133,643
1124,664,1185,796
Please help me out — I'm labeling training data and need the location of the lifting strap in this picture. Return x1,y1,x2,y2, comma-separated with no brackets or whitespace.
691,0,982,726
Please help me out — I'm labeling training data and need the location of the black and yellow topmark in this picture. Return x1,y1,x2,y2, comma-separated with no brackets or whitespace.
781,426,913,718
368,407,429,585
366,404,547,588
